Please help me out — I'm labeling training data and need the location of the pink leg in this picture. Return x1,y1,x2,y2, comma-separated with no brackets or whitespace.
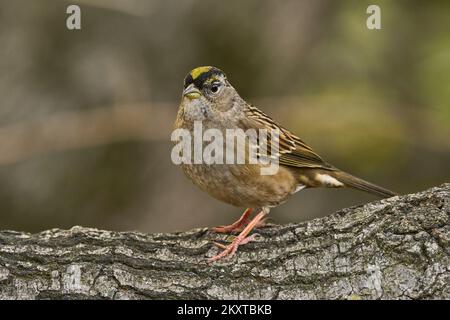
213,234,257,250
208,210,268,263
212,208,253,233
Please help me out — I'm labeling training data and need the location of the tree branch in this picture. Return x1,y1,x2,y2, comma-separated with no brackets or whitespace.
0,184,448,299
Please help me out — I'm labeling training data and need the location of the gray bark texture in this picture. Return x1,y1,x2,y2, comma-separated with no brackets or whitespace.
0,184,449,300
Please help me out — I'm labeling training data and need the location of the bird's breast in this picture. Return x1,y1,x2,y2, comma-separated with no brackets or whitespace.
181,163,299,208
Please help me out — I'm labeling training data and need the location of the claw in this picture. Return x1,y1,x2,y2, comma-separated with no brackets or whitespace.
238,233,258,245
212,234,257,254
213,242,228,250
208,235,256,263
208,210,268,263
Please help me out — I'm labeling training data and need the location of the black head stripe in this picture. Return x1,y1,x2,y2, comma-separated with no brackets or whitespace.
184,67,225,90
184,73,194,89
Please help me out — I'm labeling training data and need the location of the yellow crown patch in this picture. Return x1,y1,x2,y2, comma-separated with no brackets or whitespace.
190,66,213,80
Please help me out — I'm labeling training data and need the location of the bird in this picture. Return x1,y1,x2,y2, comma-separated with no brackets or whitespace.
173,66,397,263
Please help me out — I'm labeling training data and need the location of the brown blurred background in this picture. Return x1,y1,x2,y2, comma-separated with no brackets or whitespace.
0,0,449,233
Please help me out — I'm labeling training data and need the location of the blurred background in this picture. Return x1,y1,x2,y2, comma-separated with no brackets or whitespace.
0,0,449,233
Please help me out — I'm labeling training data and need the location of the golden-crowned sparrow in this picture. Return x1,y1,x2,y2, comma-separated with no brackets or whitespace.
173,66,397,263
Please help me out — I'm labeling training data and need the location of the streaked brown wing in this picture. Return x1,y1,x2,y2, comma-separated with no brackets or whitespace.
241,104,334,170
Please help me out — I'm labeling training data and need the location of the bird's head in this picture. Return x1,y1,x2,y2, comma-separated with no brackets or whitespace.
180,66,242,122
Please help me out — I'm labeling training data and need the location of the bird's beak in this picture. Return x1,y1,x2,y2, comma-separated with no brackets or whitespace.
183,84,201,100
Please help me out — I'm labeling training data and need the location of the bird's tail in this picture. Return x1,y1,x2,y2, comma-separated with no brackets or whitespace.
331,170,398,198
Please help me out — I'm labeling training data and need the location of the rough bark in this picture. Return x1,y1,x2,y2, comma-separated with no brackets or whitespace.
0,184,448,300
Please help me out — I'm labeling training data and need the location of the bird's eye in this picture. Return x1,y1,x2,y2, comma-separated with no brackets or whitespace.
210,82,221,94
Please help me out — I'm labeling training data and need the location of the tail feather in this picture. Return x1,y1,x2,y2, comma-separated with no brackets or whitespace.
331,171,398,198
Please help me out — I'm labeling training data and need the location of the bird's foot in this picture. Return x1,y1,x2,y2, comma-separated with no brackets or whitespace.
208,234,258,263
208,210,267,263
